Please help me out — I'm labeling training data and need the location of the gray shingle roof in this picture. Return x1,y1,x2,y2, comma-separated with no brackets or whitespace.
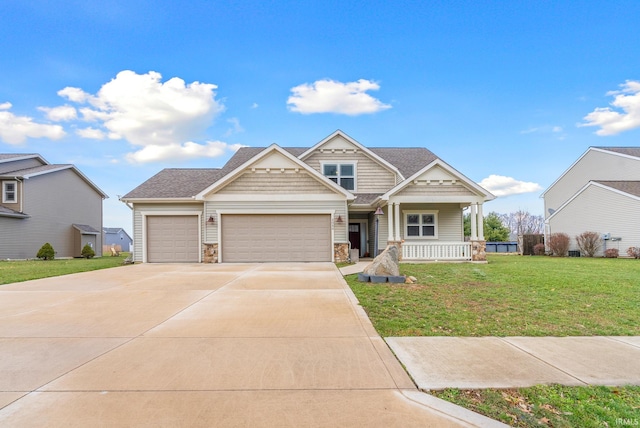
0,164,72,178
352,193,383,205
72,224,100,234
122,168,225,199
0,153,40,162
123,144,442,199
595,181,640,198
594,147,640,158
0,205,29,218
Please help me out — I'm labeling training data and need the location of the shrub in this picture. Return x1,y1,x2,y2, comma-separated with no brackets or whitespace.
604,248,619,258
81,244,95,259
575,231,602,257
627,247,640,259
533,243,546,255
547,233,570,256
36,242,55,260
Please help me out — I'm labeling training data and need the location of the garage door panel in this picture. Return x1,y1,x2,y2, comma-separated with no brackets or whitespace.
222,214,331,262
147,216,199,263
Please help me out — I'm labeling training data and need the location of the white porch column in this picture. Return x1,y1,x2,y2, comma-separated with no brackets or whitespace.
470,203,478,240
387,203,394,242
477,202,484,240
394,202,401,241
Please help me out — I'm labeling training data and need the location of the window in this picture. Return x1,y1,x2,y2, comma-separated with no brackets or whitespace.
322,163,355,191
2,181,17,203
405,212,437,238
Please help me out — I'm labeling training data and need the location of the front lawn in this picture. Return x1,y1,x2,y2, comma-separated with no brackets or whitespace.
432,385,640,427
346,255,640,337
0,253,130,285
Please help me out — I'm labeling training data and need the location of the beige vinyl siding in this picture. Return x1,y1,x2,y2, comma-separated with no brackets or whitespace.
545,150,640,217
204,200,348,244
0,158,44,174
216,171,334,194
549,185,640,256
132,202,203,262
0,169,103,259
305,151,397,192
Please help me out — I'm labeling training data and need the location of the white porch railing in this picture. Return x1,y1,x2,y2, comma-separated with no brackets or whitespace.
402,241,472,261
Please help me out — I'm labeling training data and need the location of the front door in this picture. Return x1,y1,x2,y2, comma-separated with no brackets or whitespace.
349,223,361,256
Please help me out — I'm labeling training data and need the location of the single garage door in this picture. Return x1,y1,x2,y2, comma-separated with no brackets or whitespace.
221,214,331,262
147,215,199,262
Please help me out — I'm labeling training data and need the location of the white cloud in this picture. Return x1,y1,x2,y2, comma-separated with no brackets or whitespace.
49,70,227,162
38,105,77,121
125,140,243,164
580,80,640,135
251,103,259,109
76,127,106,139
224,117,244,136
0,102,66,145
287,79,391,115
479,175,542,197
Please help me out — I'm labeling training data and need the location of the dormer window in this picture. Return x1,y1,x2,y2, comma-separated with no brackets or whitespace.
323,163,355,191
2,181,17,203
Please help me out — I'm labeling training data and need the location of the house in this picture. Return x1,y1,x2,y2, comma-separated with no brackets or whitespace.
0,154,108,259
103,227,133,252
542,147,640,256
121,130,495,263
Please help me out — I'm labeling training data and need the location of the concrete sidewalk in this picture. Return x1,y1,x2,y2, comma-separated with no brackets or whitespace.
387,336,640,390
340,263,640,391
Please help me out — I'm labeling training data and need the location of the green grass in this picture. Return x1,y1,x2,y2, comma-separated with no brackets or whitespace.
346,255,640,337
432,386,640,427
0,253,130,285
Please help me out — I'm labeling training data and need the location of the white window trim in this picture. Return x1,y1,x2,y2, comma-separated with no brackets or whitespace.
403,210,439,240
319,161,357,192
2,181,17,204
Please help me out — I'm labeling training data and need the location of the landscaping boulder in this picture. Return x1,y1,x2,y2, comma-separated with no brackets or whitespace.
363,245,400,277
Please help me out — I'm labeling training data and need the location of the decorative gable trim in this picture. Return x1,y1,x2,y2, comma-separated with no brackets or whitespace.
195,144,355,200
298,130,403,180
381,159,495,201
548,180,640,221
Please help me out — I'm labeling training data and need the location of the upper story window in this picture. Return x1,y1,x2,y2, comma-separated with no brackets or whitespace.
322,163,355,191
405,211,438,239
2,181,17,203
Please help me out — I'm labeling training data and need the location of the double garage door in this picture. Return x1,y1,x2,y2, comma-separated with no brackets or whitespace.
146,214,332,263
222,214,332,262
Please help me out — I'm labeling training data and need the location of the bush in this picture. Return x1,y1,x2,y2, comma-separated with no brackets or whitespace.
547,233,570,257
81,244,95,259
575,231,602,257
627,247,640,259
604,248,619,258
36,242,55,260
533,243,546,255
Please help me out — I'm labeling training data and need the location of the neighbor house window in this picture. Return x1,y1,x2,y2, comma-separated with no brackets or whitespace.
322,163,355,191
405,211,438,238
2,181,17,203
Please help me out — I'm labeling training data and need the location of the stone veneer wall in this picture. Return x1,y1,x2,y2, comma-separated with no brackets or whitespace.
203,243,218,263
334,243,349,263
471,240,487,262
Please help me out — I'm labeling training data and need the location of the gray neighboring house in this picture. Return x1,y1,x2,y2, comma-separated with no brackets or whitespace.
121,130,495,264
103,227,133,252
542,147,640,256
0,154,108,259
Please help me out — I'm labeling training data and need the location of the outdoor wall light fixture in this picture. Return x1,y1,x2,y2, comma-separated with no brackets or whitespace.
335,215,344,223
207,215,215,224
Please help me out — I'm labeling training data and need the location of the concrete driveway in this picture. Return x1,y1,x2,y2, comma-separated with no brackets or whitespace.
0,263,501,427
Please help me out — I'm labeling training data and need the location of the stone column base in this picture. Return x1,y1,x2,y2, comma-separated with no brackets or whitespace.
203,243,218,263
334,243,349,263
471,240,487,262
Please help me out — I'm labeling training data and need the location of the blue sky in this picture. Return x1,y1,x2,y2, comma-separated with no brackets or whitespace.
2,0,640,235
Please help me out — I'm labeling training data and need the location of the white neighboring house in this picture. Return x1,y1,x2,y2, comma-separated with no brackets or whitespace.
542,147,640,256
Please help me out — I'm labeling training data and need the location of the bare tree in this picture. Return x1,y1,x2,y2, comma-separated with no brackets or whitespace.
499,210,544,238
